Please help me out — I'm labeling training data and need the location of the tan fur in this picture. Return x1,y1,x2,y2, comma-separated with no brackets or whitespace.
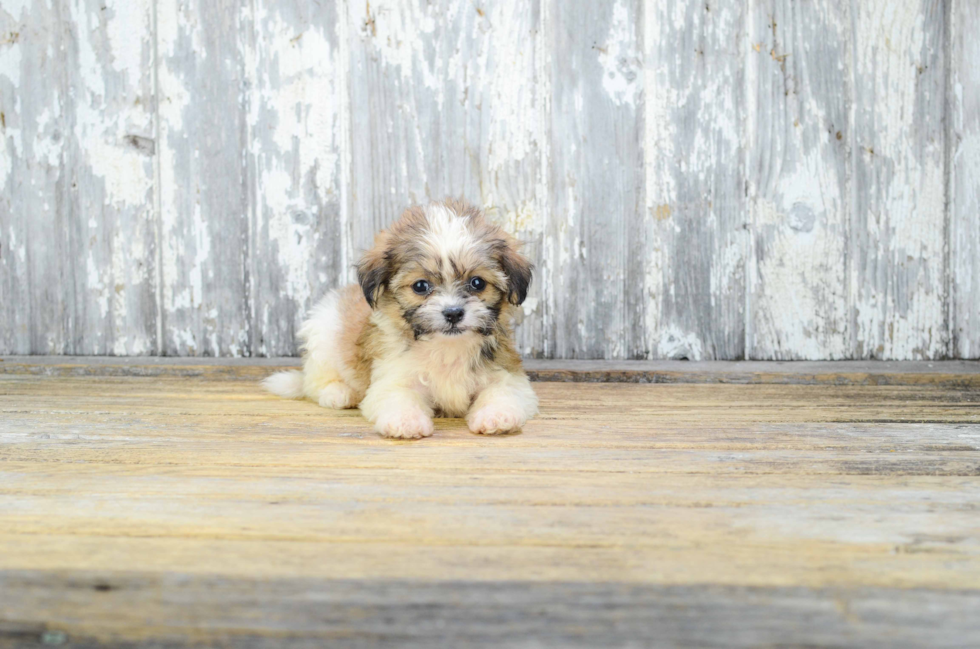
262,199,539,439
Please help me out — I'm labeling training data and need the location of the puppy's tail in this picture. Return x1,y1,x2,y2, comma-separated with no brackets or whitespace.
262,370,305,399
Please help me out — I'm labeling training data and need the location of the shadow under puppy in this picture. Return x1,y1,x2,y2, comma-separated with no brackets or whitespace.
263,199,539,439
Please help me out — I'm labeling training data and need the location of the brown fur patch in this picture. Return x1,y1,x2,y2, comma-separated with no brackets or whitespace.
335,285,373,395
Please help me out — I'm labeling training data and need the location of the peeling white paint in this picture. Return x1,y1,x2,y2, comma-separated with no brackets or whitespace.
0,128,14,194
850,0,947,359
949,11,980,357
1,0,32,21
32,104,62,167
69,1,154,208
247,2,346,352
86,253,109,320
521,296,539,319
0,30,22,88
656,325,704,361
483,2,540,194
597,0,638,107
2,0,976,360
104,0,149,82
363,0,441,95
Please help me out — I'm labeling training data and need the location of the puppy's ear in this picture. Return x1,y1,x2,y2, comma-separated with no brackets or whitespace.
497,237,533,306
356,233,392,308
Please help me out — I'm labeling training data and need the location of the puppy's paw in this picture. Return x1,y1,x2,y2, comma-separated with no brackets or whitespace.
376,409,435,439
467,404,525,436
318,383,357,409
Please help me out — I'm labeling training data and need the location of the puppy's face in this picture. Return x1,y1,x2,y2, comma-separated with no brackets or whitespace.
357,201,532,341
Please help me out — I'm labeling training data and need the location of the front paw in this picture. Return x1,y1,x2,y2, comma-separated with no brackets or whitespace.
467,404,526,435
376,409,435,439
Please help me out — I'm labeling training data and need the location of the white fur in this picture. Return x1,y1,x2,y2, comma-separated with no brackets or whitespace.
261,370,304,399
293,289,362,406
423,203,478,265
467,369,538,435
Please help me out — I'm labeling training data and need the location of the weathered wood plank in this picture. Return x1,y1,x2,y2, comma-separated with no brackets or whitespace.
66,0,158,355
545,0,643,359
483,1,549,358
1,574,979,649
156,0,250,356
1,1,157,356
245,0,347,357
3,356,980,387
0,373,978,645
850,0,947,359
345,0,546,355
5,1,980,361
745,0,850,359
0,1,74,354
0,380,978,570
949,0,980,360
644,0,745,360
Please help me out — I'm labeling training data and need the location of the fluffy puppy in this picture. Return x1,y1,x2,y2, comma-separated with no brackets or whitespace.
262,199,538,439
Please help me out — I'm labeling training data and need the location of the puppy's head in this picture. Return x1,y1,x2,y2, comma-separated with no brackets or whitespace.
356,199,532,340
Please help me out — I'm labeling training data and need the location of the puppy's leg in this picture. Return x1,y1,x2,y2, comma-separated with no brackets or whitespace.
359,377,434,439
301,358,359,409
467,370,538,435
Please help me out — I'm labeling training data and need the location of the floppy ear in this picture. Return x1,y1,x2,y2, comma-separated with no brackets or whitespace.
356,233,392,308
497,237,533,306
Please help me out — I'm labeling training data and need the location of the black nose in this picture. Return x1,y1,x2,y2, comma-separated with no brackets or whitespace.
443,306,465,324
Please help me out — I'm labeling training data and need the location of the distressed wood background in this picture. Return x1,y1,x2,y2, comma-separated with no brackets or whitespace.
0,0,977,359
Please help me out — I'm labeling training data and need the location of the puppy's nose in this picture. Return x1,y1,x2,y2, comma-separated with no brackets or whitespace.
443,306,465,325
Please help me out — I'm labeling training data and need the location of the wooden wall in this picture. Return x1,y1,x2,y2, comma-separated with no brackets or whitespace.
0,0,977,359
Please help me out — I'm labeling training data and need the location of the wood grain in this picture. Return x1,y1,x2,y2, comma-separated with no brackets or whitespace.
644,0,746,360
746,0,850,359
949,0,980,359
0,1,158,355
0,370,978,646
156,0,251,356
4,574,979,649
345,0,547,355
546,0,643,359
0,0,77,354
3,0,980,360
1,576,978,649
246,0,346,357
849,0,948,360
3,356,980,387
67,0,158,356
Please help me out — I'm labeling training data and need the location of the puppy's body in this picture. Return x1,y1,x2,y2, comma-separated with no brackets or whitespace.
263,200,538,439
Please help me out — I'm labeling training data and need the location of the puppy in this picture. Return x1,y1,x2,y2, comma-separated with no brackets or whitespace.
262,199,538,439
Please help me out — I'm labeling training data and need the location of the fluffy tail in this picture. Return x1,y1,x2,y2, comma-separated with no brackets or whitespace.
262,370,305,399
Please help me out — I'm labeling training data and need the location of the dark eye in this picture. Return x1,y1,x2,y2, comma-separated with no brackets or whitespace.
411,280,431,295
468,277,486,292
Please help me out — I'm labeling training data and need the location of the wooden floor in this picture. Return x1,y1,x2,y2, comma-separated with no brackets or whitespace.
1,360,979,648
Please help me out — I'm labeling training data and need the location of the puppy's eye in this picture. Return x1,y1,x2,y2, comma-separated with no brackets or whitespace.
411,280,431,295
468,277,486,292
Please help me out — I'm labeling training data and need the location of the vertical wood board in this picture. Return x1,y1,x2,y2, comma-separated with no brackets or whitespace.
644,0,746,360
0,1,74,354
245,0,346,357
65,0,158,355
156,0,251,356
949,0,980,359
849,0,947,359
547,0,643,359
745,0,851,359
1,0,978,359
